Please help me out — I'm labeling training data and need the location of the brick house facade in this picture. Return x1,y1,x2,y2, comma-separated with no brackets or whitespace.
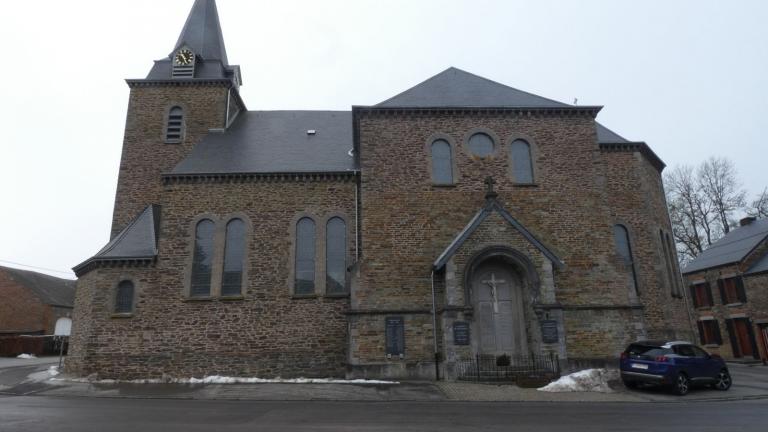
0,265,75,336
682,217,768,362
66,0,692,380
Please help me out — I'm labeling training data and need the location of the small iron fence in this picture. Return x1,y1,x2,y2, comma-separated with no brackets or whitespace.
456,353,560,382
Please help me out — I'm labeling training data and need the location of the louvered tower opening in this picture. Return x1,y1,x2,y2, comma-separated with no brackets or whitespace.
172,64,195,78
165,106,184,143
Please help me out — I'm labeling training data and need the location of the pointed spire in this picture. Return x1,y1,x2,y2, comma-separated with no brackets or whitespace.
172,0,228,64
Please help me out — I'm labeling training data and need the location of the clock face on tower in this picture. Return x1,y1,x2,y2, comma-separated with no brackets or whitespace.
174,49,194,65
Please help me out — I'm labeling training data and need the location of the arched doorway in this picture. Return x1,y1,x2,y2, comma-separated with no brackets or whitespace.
471,258,528,356
464,247,540,358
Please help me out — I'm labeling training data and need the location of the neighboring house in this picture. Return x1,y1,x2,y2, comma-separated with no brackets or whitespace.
682,217,768,362
0,265,75,336
67,0,691,380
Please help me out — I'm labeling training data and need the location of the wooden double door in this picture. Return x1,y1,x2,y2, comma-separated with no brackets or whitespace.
726,318,759,359
471,262,528,356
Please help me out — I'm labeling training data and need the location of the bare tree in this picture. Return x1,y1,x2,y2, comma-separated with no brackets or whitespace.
664,165,712,262
698,157,746,234
749,187,768,218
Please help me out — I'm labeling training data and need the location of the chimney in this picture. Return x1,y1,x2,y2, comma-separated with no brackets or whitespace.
740,216,756,227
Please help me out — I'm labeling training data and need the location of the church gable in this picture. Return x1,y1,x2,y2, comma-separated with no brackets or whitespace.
376,67,569,108
433,191,563,271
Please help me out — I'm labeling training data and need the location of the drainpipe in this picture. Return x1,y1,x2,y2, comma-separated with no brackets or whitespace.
430,269,440,381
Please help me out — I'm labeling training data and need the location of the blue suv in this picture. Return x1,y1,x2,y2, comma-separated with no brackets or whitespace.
619,340,731,395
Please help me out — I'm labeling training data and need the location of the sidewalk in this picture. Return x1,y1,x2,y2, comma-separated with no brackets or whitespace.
3,359,768,403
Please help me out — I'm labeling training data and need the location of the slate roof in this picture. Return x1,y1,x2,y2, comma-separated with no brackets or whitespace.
433,198,563,270
0,265,75,308
746,252,768,276
596,123,630,143
682,218,768,274
172,0,228,63
170,111,356,175
144,0,240,84
376,67,570,108
73,205,160,276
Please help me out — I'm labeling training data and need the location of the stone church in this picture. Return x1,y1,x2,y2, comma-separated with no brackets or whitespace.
67,0,692,380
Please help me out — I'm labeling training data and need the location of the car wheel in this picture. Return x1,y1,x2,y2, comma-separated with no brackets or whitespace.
714,369,731,391
673,373,690,396
622,379,638,389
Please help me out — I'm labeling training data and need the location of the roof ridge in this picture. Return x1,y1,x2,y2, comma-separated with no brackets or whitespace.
374,67,455,107
448,67,569,107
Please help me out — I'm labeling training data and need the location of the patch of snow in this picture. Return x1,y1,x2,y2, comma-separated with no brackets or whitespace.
16,353,37,359
538,368,615,393
58,375,399,385
25,366,60,383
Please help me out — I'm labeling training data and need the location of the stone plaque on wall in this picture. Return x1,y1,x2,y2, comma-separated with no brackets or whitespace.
541,320,559,344
453,321,470,345
385,316,405,356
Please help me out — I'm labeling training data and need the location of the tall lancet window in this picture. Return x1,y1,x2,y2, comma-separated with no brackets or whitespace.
431,139,454,184
165,106,185,143
191,219,215,297
295,218,316,295
510,139,534,183
326,217,347,294
613,224,639,295
221,218,246,296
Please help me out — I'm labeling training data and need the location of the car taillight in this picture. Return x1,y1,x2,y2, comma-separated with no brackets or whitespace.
655,355,669,362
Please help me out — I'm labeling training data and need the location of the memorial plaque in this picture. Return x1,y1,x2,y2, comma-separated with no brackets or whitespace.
385,316,405,356
541,320,559,344
453,321,470,345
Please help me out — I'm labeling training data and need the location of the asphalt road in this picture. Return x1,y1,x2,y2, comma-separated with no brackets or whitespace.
1,396,767,432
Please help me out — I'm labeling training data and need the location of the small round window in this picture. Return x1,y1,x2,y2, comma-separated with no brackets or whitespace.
468,132,494,157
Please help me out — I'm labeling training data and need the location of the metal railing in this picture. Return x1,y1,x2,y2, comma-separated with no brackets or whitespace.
456,353,560,382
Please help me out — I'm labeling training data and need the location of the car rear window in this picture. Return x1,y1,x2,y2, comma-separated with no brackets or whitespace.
626,344,673,359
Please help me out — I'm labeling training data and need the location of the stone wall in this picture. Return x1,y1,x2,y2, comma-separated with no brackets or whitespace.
111,83,231,237
67,178,356,379
352,109,691,375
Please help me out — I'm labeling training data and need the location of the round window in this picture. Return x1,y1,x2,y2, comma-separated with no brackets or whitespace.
468,133,494,157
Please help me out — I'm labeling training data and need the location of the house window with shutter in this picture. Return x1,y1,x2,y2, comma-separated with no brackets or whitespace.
718,277,746,305
165,106,185,143
689,282,713,308
697,319,722,346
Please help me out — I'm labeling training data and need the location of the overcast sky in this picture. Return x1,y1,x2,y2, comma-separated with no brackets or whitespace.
1,0,766,279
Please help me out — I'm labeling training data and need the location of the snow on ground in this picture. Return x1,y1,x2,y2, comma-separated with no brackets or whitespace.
538,368,616,393
25,366,60,383
16,353,37,359
58,375,399,385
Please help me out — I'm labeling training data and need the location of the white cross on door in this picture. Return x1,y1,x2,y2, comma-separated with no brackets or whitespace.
482,273,505,313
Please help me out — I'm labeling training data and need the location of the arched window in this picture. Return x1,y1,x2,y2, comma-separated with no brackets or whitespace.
326,217,347,294
115,280,135,313
165,106,184,143
468,132,494,157
510,139,534,183
660,229,679,297
221,218,246,296
430,139,453,184
295,217,316,295
191,219,215,297
613,224,638,295
666,232,682,297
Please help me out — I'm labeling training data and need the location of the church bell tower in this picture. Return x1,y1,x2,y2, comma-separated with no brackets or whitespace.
110,0,245,237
